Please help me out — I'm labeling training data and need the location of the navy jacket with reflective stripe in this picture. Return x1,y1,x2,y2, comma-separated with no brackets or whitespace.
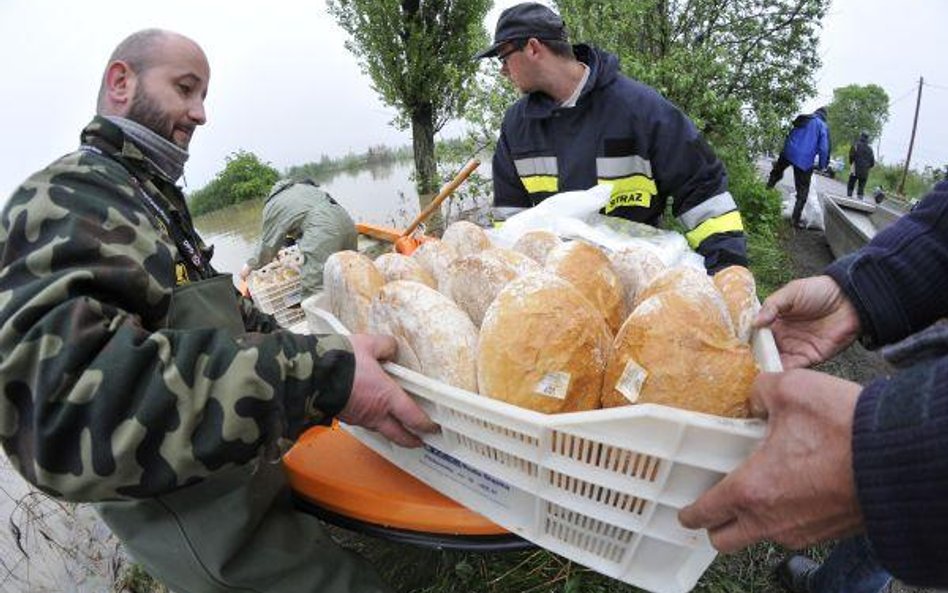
492,44,746,272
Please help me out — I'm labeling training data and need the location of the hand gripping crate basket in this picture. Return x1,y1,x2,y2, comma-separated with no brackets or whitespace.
302,300,779,593
249,246,305,327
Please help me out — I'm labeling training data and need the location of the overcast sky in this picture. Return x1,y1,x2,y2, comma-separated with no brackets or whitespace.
1,0,945,201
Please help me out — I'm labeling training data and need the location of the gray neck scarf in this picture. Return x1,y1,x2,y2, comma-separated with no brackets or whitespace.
105,116,189,182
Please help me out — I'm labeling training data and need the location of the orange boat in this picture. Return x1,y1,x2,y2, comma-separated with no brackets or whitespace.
284,424,529,550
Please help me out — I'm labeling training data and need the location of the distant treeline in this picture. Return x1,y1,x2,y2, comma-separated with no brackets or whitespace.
285,144,413,182
188,144,413,216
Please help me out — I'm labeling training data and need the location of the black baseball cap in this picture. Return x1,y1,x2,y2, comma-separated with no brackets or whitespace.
474,2,568,59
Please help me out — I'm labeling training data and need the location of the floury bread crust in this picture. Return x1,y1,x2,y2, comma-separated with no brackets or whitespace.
441,220,492,258
512,229,563,265
373,252,436,288
480,247,541,277
713,265,759,344
477,272,613,414
634,265,734,334
601,289,758,417
367,280,478,392
607,243,666,313
544,240,626,335
324,250,384,333
411,238,459,292
441,248,540,327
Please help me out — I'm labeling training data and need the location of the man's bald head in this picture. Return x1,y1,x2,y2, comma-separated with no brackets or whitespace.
96,29,210,148
97,29,167,112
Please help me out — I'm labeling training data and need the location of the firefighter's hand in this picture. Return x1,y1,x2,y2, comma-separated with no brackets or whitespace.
678,369,864,552
754,275,861,369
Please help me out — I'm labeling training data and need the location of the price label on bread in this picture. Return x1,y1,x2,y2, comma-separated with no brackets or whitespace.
534,372,571,400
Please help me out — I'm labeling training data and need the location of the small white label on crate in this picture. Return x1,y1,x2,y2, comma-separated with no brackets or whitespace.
616,359,647,404
534,372,570,400
420,445,512,507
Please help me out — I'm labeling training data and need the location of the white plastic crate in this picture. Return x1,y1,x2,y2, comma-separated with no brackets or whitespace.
250,246,304,327
302,299,779,593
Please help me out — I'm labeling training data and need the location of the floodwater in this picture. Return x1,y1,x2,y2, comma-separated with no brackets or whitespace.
0,158,490,592
194,159,491,275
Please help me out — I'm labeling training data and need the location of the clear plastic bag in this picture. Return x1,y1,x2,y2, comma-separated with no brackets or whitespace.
487,184,701,268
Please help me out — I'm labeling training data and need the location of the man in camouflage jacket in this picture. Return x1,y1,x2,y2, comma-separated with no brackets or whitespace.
0,29,434,593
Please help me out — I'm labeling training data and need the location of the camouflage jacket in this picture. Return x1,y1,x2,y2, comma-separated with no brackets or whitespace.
0,117,354,502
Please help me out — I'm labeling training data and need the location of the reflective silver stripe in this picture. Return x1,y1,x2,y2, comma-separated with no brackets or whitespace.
596,155,652,179
514,157,558,177
678,191,738,230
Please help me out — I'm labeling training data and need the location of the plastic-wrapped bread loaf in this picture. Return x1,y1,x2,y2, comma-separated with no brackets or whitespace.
324,250,385,333
440,220,492,258
512,229,563,265
544,240,626,335
367,280,478,391
441,248,540,327
411,239,459,292
601,288,758,417
477,272,613,414
373,252,437,288
713,265,759,344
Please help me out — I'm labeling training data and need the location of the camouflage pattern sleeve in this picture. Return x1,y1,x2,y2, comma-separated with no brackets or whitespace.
0,150,354,502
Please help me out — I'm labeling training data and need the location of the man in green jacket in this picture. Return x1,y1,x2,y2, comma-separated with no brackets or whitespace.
0,28,435,593
241,178,358,296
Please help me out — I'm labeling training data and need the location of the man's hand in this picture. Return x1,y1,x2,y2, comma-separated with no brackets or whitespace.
678,369,864,552
239,263,252,281
755,275,861,369
338,334,439,448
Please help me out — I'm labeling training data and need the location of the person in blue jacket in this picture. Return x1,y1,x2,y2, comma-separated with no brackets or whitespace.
475,2,746,273
679,181,948,589
766,108,831,228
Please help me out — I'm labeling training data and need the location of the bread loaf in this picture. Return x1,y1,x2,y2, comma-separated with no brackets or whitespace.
512,230,562,265
608,244,666,312
634,265,733,333
713,265,759,344
367,280,478,391
480,247,541,277
373,252,436,288
478,272,613,414
411,239,459,292
545,241,625,335
601,289,758,417
324,250,385,333
442,248,539,327
441,220,492,258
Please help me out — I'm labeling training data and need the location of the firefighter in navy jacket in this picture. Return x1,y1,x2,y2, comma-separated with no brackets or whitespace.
477,3,747,273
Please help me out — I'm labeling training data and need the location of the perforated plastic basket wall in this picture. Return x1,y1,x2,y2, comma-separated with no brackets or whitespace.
302,300,779,593
250,247,304,327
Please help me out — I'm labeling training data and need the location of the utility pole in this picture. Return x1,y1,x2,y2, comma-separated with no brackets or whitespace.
898,76,924,195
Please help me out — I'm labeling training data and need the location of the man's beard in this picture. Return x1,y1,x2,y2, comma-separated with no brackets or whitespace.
126,86,189,149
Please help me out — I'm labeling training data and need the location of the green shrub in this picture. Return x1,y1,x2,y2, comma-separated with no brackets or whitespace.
188,150,280,216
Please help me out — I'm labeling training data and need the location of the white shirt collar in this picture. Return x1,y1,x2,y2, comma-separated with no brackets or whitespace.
560,63,590,108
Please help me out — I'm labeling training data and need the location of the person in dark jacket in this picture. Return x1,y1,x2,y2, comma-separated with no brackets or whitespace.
679,181,948,589
848,131,876,199
766,108,831,228
475,2,746,273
